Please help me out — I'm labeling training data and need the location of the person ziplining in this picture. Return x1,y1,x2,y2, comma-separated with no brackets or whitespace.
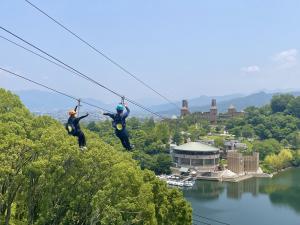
66,101,89,150
103,99,133,151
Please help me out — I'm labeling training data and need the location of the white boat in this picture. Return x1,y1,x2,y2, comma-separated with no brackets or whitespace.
167,180,195,187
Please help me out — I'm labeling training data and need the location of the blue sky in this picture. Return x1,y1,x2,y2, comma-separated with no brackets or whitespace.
1,0,300,104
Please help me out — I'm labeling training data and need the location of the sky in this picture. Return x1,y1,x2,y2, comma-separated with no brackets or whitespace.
1,0,300,104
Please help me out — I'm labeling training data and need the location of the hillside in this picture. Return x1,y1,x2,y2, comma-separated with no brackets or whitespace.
0,88,192,225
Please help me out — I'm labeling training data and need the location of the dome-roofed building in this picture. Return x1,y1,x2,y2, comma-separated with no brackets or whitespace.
173,142,220,171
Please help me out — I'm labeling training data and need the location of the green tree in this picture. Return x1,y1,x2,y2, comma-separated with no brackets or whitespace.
155,123,170,145
287,96,300,118
173,130,183,145
0,88,192,225
253,139,282,160
287,132,300,149
241,125,254,138
264,149,293,171
254,124,272,139
270,94,294,113
214,137,224,148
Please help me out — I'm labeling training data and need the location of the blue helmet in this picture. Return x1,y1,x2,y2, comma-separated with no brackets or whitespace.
116,104,124,111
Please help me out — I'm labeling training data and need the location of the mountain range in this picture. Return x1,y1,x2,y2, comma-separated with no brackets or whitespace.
13,90,300,118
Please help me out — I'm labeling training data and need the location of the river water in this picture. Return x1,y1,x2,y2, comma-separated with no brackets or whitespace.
183,168,300,225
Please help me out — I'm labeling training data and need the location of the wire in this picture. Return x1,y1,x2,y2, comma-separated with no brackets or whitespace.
0,35,160,118
24,0,180,110
0,35,80,77
0,26,165,119
192,218,211,225
193,213,231,225
0,66,114,113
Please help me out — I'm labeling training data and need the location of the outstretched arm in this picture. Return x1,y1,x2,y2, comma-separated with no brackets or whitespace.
103,112,115,119
77,113,89,121
74,105,78,112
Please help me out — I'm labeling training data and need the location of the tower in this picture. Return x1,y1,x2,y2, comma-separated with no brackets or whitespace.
210,99,217,124
181,100,190,117
228,104,237,117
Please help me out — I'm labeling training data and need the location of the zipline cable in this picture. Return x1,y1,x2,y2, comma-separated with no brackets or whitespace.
0,35,81,77
0,66,114,113
193,213,231,225
192,218,211,225
0,26,165,119
0,34,159,119
24,0,180,110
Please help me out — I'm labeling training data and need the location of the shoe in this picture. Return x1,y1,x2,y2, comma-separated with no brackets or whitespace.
80,146,87,151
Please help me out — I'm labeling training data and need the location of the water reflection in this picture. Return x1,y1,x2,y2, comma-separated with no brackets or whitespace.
259,169,300,213
227,178,259,199
184,180,225,201
184,168,300,213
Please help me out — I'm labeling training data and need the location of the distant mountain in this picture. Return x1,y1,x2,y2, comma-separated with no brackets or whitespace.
190,92,273,113
14,89,300,119
159,91,300,116
149,93,244,114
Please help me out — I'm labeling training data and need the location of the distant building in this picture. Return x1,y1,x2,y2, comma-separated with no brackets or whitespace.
192,99,218,124
210,99,218,124
224,140,248,151
227,152,259,175
180,99,190,117
222,140,248,159
180,99,244,124
219,104,244,119
172,142,220,172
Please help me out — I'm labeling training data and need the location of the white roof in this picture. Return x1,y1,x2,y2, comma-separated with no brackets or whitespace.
174,142,219,152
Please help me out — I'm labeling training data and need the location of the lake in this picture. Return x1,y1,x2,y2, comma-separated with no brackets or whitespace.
183,168,300,225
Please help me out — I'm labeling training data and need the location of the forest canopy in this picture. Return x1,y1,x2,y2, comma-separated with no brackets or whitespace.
0,88,192,225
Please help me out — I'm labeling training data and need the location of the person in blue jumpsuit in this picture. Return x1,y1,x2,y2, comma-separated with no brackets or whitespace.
103,103,132,151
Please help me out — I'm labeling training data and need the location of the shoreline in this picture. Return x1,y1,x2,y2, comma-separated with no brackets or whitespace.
196,166,300,183
165,166,300,185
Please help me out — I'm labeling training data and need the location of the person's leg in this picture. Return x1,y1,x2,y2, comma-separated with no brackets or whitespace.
116,130,127,149
74,132,81,147
81,131,86,147
122,129,132,150
78,131,85,147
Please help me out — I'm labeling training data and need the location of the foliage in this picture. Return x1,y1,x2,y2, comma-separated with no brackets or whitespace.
287,96,300,118
253,139,282,160
292,150,300,166
264,149,293,172
270,94,294,113
213,137,224,148
0,89,192,225
225,94,300,151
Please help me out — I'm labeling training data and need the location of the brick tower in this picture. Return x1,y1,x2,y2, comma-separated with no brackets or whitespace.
210,99,218,124
181,100,190,117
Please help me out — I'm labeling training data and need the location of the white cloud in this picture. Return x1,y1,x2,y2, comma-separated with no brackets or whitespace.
241,65,260,73
273,49,298,68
